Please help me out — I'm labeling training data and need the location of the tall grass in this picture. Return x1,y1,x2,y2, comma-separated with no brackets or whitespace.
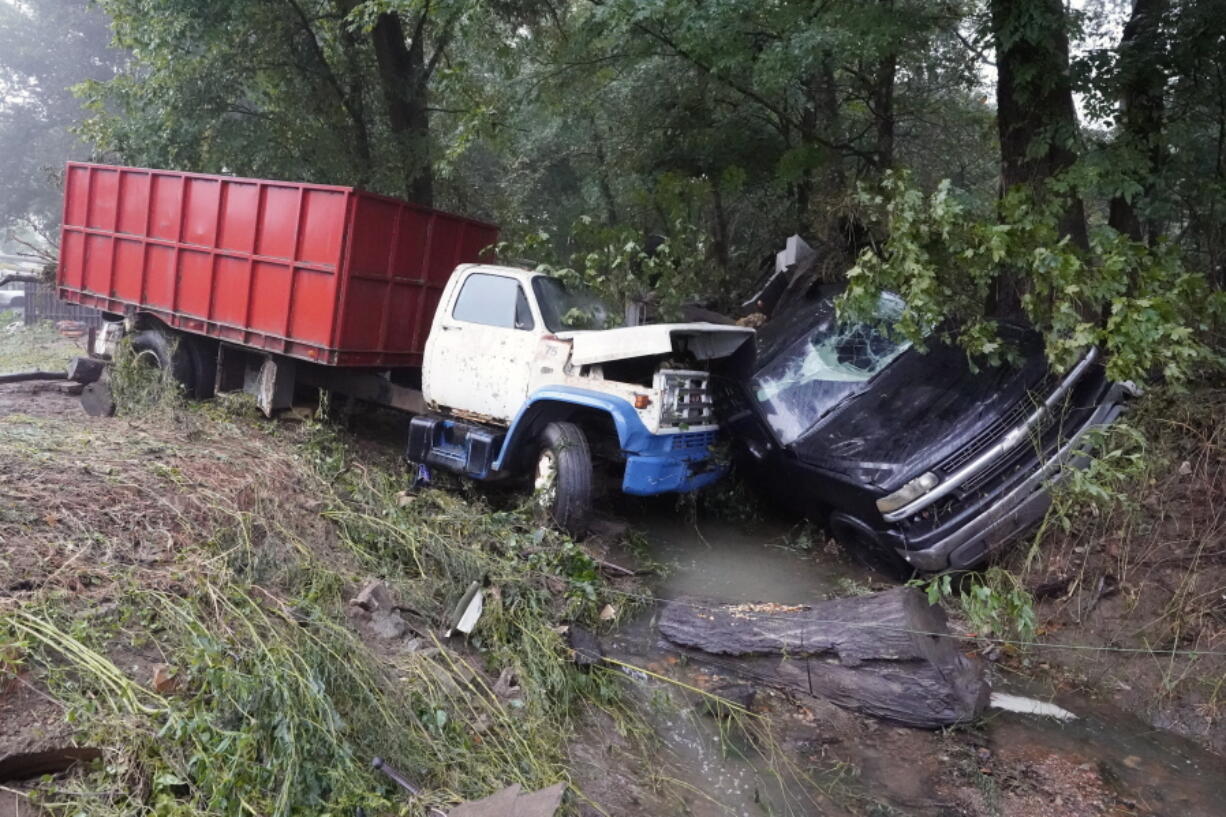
2,403,633,815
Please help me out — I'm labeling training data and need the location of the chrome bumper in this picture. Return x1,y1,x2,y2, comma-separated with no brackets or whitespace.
882,348,1101,523
900,382,1128,572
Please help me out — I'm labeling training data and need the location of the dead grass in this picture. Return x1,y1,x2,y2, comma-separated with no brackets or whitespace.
0,313,86,373
0,387,718,816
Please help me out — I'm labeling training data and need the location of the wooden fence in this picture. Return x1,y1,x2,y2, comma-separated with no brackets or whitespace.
22,281,102,328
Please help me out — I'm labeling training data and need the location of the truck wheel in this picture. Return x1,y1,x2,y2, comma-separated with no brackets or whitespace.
533,421,592,537
186,336,217,399
130,328,197,396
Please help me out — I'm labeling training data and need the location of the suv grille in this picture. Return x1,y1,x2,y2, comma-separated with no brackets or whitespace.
936,379,1057,476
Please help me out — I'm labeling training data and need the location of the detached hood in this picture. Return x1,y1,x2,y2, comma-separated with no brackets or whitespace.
558,323,754,366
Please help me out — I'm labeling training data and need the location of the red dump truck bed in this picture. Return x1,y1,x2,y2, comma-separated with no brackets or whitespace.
57,162,498,367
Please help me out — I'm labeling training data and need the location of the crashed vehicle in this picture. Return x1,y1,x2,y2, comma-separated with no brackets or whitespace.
55,162,756,539
720,282,1130,575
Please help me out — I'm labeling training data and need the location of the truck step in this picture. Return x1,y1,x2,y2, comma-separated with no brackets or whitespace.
406,416,505,480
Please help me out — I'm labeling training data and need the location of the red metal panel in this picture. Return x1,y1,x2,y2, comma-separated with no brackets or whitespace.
149,173,183,241
57,162,498,367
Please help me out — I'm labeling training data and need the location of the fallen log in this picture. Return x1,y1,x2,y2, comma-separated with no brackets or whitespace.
658,587,989,728
67,356,107,384
80,378,116,417
0,370,68,384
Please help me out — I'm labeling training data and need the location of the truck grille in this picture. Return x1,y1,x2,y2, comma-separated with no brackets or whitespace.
671,430,718,451
937,399,1031,475
656,369,715,428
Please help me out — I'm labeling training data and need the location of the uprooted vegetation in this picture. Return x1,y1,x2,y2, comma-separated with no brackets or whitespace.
3,322,1226,815
0,380,637,815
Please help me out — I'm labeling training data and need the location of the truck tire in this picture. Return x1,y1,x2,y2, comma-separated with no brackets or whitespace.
186,336,217,399
533,421,592,537
130,328,198,396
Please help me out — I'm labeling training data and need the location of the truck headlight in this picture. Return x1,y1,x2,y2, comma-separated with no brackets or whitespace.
876,471,939,515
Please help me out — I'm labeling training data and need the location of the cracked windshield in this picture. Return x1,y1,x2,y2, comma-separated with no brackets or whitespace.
754,294,910,444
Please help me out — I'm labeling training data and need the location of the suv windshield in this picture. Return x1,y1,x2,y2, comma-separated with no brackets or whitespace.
531,276,619,332
753,294,910,445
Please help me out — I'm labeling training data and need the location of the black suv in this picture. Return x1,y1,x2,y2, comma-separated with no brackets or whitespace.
721,285,1129,575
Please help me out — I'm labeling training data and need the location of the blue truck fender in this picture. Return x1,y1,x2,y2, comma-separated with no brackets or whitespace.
491,386,653,472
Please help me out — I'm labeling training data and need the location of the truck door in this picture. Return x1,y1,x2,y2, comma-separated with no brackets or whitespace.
423,270,541,423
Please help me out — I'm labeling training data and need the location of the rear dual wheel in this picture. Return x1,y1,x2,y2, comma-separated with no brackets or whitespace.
533,421,592,538
129,327,216,399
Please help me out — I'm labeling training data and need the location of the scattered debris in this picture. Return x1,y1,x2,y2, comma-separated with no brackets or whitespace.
988,692,1078,721
0,747,101,782
350,579,397,614
371,756,565,817
566,625,603,668
371,612,409,640
54,320,88,339
66,356,106,384
446,581,484,637
0,370,67,384
492,666,521,700
371,757,446,817
449,782,566,817
350,579,412,640
79,377,115,417
598,603,617,621
151,664,178,694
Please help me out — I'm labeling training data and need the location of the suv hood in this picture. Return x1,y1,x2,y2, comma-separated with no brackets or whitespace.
786,334,1051,491
558,323,755,366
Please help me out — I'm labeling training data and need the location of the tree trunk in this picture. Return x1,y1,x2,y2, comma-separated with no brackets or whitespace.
370,10,433,206
590,117,620,225
799,55,845,240
289,0,373,180
710,178,730,277
873,53,896,172
872,0,897,172
1108,0,1169,244
991,0,1087,315
658,587,989,728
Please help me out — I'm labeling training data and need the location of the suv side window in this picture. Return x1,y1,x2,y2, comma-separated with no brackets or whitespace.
453,273,534,330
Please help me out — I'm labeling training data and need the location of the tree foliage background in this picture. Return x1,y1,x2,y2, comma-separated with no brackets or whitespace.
1,0,1223,375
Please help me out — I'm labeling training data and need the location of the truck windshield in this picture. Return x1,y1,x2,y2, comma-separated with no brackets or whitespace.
532,276,618,332
752,294,911,445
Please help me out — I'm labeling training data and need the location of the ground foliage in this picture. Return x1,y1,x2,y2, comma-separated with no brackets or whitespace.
0,378,647,816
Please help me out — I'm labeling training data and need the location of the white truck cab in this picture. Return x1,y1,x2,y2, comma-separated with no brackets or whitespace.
413,264,755,533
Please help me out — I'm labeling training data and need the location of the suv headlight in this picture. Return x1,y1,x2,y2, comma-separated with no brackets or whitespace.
876,471,939,514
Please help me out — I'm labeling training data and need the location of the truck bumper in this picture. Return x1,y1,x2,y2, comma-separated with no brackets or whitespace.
621,430,724,496
897,383,1129,572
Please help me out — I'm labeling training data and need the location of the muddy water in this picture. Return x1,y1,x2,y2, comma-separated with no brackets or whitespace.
606,510,1226,817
